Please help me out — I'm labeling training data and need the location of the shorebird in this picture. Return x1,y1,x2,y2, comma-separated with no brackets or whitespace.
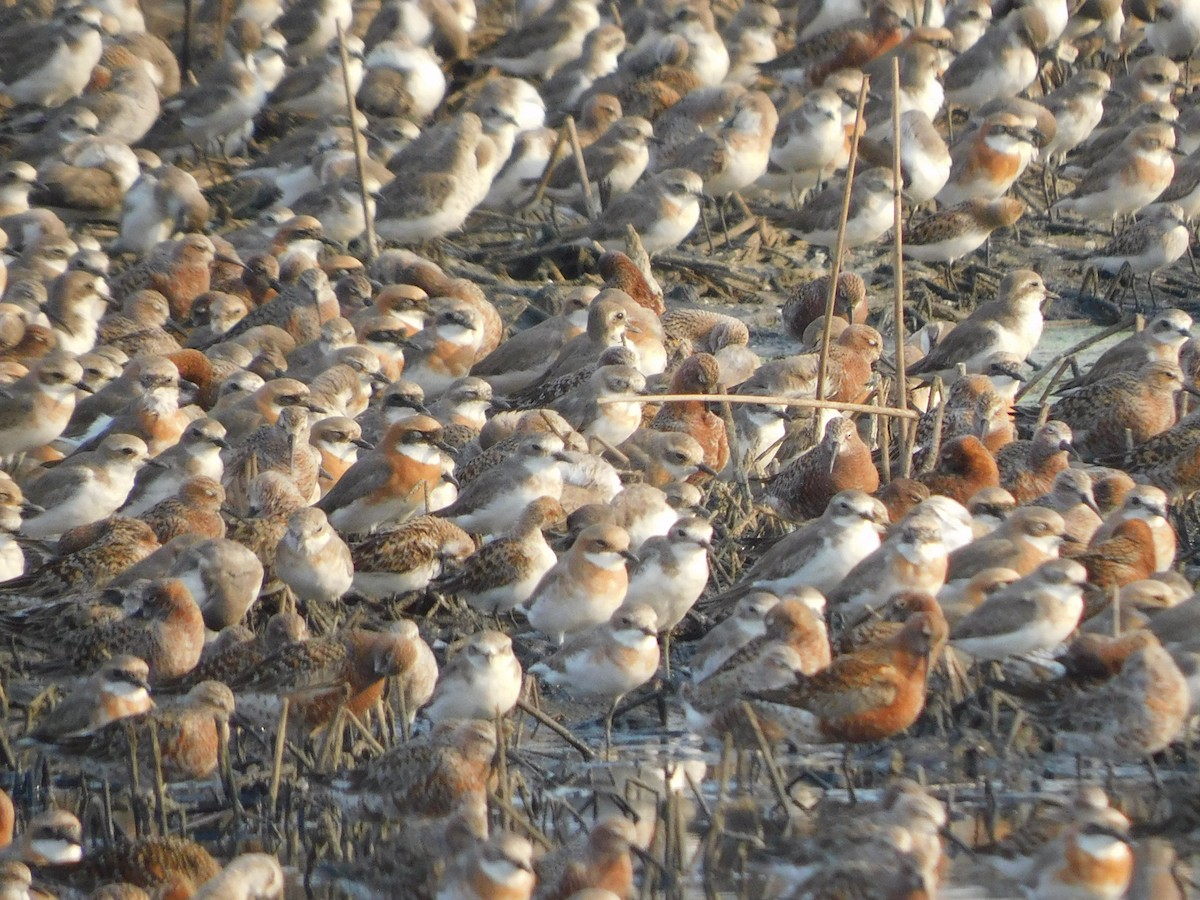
374,113,497,245
551,363,646,450
942,7,1049,110
75,681,235,784
1043,636,1189,759
760,88,847,194
950,559,1086,660
22,434,150,539
944,506,1066,583
1053,124,1178,223
1048,361,1185,460
424,630,523,723
936,113,1039,206
690,591,780,680
530,603,660,741
274,507,354,608
622,516,712,634
524,523,635,644
1090,202,1190,287
1039,69,1112,164
742,612,946,744
234,622,431,732
437,832,535,900
706,491,886,607
947,0,991,51
858,109,951,202
192,854,284,900
917,435,1000,505
652,353,729,476
863,41,947,130
657,90,779,204
533,817,638,900
545,117,654,209
0,351,85,457
765,167,895,250
1030,468,1104,545
435,497,563,614
1058,309,1192,390
760,2,906,87
908,270,1050,374
1090,484,1176,572
570,168,705,254
24,655,153,744
903,198,1024,275
766,417,881,521
0,7,105,107
996,420,1073,503
350,514,474,600
316,416,455,535
333,718,496,820
826,515,950,614
112,164,209,256
476,0,599,77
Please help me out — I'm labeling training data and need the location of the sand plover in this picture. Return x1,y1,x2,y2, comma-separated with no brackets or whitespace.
950,558,1086,660
908,270,1050,374
424,630,524,722
524,522,635,643
1054,124,1178,223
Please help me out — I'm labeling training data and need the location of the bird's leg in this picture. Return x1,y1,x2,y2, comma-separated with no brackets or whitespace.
943,261,959,292
700,203,716,255
1145,753,1165,795
604,696,620,756
841,745,858,805
1079,265,1099,299
1103,267,1124,310
717,196,733,247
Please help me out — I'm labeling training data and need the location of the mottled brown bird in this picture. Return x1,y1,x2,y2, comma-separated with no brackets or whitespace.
652,353,728,478
1043,636,1189,759
780,272,869,342
598,249,664,315
57,578,205,683
233,623,429,732
109,234,215,321
534,817,637,900
761,2,906,86
1076,518,1158,594
766,416,880,521
917,435,999,505
1049,361,1185,460
1,516,159,593
336,718,497,820
744,612,947,743
995,420,1073,503
1126,410,1200,499
139,476,226,543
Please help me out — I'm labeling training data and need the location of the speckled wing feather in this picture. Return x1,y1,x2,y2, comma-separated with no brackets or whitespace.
231,636,347,691
753,656,901,720
905,205,973,246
